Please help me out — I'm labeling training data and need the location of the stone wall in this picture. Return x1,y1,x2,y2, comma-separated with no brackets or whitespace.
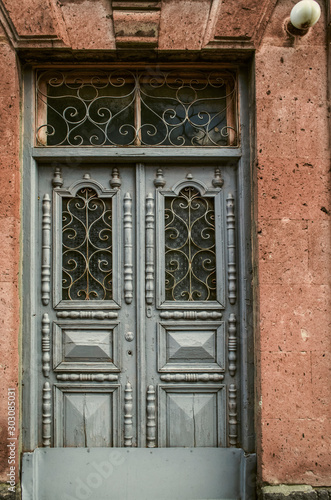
0,25,21,487
256,0,331,487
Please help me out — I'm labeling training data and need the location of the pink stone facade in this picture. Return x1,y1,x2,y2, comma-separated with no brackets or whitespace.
0,0,329,491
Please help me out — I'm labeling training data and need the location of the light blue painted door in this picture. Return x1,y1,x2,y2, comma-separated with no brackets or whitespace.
21,161,254,499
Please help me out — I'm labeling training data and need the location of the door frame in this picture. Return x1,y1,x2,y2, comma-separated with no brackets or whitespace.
21,62,255,489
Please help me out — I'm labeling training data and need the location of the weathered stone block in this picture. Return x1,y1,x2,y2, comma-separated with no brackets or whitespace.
259,284,330,352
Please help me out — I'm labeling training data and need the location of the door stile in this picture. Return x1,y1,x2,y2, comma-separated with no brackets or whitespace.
135,162,147,446
237,68,255,455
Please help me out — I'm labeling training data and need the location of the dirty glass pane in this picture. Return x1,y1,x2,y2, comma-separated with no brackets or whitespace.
37,69,237,147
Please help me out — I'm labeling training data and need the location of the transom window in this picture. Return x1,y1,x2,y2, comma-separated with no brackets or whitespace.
36,68,238,147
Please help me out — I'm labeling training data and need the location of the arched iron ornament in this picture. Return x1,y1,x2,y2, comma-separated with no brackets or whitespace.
164,186,217,302
36,69,238,147
53,173,121,308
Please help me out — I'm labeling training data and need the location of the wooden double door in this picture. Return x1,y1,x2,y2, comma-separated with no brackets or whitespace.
22,161,251,500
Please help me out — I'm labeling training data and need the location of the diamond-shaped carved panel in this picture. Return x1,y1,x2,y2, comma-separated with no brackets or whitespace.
158,385,225,448
64,330,112,361
168,331,215,362
158,323,225,372
53,322,120,372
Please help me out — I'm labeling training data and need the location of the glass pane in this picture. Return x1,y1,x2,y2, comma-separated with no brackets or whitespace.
165,187,216,301
62,187,112,300
36,69,237,147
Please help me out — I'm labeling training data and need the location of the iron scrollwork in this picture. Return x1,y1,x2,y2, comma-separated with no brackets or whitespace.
165,187,216,301
62,187,113,301
36,69,237,147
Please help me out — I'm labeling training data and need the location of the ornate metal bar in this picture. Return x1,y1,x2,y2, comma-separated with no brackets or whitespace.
36,69,237,147
124,193,133,304
42,382,52,447
146,385,156,448
41,313,50,378
56,374,119,382
228,384,237,447
226,193,237,305
42,194,51,306
159,310,222,320
56,311,118,320
145,194,155,305
160,373,224,382
62,186,113,301
124,382,133,447
228,313,237,377
165,187,216,301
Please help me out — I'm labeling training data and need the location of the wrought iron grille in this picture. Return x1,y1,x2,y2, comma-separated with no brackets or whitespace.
164,187,216,301
36,69,238,147
62,187,113,301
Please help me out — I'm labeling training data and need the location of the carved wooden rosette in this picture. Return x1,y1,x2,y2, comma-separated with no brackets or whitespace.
160,373,224,382
56,374,119,382
228,384,237,447
226,193,237,305
42,382,52,447
228,313,237,377
41,194,51,306
124,193,133,304
56,311,118,320
124,382,133,447
146,385,156,448
160,310,222,320
145,194,155,305
41,313,51,378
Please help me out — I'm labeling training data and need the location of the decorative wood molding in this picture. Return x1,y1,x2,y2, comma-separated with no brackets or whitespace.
226,193,237,305
110,167,121,189
42,313,51,378
154,168,166,188
124,382,133,447
52,167,63,188
145,193,155,305
124,193,133,304
212,167,224,188
56,374,119,382
160,310,222,320
146,385,156,448
160,373,224,382
228,383,237,447
42,194,51,306
56,311,118,320
42,382,52,447
228,313,237,377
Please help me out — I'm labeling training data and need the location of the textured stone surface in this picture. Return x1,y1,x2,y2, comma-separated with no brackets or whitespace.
0,39,20,484
260,485,331,500
256,0,330,488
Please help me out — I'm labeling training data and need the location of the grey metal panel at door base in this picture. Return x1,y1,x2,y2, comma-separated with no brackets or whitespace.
22,448,251,500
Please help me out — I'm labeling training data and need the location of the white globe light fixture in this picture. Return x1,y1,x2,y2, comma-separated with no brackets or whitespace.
290,0,321,28
286,0,321,36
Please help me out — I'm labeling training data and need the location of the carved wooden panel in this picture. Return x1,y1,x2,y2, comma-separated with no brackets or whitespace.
158,322,225,373
54,385,120,447
156,178,225,309
53,322,120,372
53,175,121,309
158,385,225,448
